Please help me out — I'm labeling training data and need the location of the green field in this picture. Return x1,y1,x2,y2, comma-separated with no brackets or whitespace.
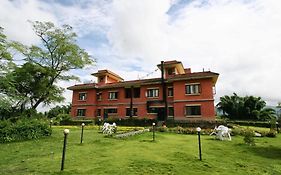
1,126,281,175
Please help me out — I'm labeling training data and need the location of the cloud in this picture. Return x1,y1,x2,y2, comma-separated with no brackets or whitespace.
1,0,281,110
0,0,57,45
105,0,281,105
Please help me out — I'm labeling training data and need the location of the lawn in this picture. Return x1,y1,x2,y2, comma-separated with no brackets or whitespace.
1,126,281,175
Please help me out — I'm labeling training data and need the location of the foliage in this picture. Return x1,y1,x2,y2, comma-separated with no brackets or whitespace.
217,93,276,120
96,117,156,127
231,125,276,138
0,21,94,118
45,104,71,119
60,119,94,126
243,129,255,146
0,118,51,143
227,120,270,128
0,27,13,69
166,119,222,128
158,126,213,135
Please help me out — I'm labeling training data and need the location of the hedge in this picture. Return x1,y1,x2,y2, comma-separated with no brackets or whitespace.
0,118,52,143
60,119,94,126
103,118,156,127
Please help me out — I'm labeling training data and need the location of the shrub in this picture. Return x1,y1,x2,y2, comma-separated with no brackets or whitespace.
60,119,94,126
227,120,270,128
265,131,277,137
94,117,156,127
0,118,52,143
166,120,224,129
158,126,168,132
243,129,255,146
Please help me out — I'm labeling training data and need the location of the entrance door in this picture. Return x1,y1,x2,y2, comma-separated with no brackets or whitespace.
157,108,165,121
103,109,108,120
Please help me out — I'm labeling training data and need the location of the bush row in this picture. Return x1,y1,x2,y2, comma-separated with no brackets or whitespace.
166,119,273,128
166,119,226,129
102,118,157,127
153,125,277,137
60,119,94,126
0,118,52,143
231,126,277,137
227,120,271,128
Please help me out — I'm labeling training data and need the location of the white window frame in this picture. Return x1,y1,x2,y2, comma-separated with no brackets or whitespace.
78,92,87,101
146,88,159,98
185,83,201,95
108,91,118,100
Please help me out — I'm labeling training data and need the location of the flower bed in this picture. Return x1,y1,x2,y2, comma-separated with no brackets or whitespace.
114,129,150,138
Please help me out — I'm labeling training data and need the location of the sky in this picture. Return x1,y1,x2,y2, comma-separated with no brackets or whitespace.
1,0,281,111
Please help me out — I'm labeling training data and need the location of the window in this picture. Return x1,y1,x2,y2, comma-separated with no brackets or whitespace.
126,108,138,116
125,88,140,98
77,109,86,116
147,89,159,98
185,84,201,94
97,92,102,101
185,106,201,116
168,107,174,116
125,88,131,98
107,108,117,114
99,77,104,82
148,107,158,114
134,88,140,98
78,92,87,101
109,91,118,99
167,68,175,75
168,87,173,97
97,109,101,116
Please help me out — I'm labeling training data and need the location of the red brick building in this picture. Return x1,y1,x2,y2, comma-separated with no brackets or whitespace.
67,60,219,121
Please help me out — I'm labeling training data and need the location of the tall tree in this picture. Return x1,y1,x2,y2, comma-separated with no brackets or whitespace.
45,104,71,119
217,93,270,120
12,21,94,109
0,27,12,61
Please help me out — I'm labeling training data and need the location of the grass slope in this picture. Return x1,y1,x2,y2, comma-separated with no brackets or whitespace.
1,126,281,175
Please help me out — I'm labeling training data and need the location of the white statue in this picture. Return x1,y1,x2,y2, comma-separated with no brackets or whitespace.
210,125,231,141
102,122,117,135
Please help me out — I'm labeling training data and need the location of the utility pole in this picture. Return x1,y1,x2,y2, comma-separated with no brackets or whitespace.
130,85,134,118
161,61,168,122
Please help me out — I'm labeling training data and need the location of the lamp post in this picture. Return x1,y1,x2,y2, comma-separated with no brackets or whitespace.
98,118,101,130
61,129,69,171
50,119,53,129
152,122,156,141
196,127,202,161
80,123,85,144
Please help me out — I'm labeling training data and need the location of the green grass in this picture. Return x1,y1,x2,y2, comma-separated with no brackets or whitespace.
1,126,281,175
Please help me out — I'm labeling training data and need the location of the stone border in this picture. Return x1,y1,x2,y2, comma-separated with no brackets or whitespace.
114,129,150,138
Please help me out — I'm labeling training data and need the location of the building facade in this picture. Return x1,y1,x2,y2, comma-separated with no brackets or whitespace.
68,60,219,121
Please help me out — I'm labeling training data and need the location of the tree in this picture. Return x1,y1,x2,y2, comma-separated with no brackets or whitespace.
0,62,65,112
45,104,71,119
258,108,276,121
0,27,12,61
2,21,94,111
217,93,270,120
217,93,244,119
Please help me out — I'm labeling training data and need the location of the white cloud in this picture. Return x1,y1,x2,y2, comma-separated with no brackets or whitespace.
0,0,57,45
105,0,281,105
1,0,281,111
